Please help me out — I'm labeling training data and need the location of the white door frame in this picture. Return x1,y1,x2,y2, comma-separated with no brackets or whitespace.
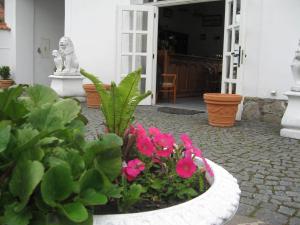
143,0,222,7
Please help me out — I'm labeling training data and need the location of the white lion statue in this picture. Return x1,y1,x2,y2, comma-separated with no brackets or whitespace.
53,36,79,74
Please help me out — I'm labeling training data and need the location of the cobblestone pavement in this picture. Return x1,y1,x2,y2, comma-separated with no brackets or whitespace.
83,106,300,225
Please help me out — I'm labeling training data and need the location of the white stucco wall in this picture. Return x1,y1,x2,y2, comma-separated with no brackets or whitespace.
242,0,300,100
65,0,130,84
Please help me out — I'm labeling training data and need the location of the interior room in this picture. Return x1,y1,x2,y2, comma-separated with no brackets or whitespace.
156,1,225,110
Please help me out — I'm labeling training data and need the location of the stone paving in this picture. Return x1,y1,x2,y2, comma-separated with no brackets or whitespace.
83,105,300,225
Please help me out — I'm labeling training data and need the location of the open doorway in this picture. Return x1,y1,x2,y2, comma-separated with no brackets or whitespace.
155,1,225,110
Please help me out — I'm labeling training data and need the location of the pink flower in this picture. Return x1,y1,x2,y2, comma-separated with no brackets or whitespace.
136,136,155,157
185,147,202,158
156,147,174,158
153,133,175,158
136,124,147,137
149,127,161,137
176,157,197,178
123,159,145,181
201,157,214,177
128,125,136,135
153,133,175,148
180,134,193,149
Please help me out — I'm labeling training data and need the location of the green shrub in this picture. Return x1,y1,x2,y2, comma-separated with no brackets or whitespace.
0,66,11,80
0,85,123,225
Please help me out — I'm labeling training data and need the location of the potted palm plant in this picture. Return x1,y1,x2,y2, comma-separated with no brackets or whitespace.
0,66,14,88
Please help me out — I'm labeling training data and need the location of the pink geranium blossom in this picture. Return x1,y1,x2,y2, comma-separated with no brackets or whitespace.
123,159,145,181
136,136,155,157
176,157,197,178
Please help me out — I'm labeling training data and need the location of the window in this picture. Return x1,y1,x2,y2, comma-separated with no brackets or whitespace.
0,0,9,30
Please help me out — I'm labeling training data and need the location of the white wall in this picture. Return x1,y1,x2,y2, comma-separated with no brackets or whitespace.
34,0,64,85
242,0,300,100
65,0,130,84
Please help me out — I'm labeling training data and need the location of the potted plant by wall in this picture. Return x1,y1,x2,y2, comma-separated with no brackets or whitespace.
204,93,243,127
83,83,111,108
0,66,14,88
80,69,241,225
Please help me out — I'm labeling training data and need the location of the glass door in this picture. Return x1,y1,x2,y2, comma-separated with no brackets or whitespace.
117,5,156,105
222,0,245,119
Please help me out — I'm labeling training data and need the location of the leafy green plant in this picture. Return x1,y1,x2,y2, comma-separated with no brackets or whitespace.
80,69,151,138
0,85,123,225
0,66,11,80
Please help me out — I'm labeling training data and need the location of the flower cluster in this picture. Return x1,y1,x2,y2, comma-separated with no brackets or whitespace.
122,124,213,181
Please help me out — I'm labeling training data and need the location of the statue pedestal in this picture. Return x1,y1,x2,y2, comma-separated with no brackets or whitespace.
280,91,300,139
49,74,85,102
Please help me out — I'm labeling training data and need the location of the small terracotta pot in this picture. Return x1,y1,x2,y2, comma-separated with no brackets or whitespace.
0,79,14,89
83,84,110,108
204,93,243,127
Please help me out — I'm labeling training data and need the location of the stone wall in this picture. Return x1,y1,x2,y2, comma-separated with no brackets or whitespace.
242,97,288,124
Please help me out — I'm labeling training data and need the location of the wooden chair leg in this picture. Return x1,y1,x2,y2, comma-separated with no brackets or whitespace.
173,87,176,104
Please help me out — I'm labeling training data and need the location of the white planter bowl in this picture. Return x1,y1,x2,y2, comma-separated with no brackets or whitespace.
93,159,241,225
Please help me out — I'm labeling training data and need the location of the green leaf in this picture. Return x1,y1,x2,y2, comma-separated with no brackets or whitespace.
119,184,144,212
24,85,58,109
84,133,123,166
80,69,151,137
80,189,107,206
28,99,81,132
41,165,74,206
0,85,29,121
0,121,11,152
176,187,198,199
9,161,44,211
90,134,122,181
4,203,32,225
79,169,107,192
60,202,88,223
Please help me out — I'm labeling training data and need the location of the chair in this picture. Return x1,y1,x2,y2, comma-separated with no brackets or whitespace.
157,73,177,103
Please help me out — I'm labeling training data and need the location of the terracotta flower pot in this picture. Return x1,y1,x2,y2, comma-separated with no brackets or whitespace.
204,93,242,127
83,84,110,108
0,79,14,89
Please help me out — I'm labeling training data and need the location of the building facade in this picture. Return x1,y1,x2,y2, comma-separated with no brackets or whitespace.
0,0,300,122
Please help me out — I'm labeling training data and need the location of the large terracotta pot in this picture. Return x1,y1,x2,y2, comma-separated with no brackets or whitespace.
93,159,241,225
83,84,110,108
0,79,14,89
204,93,243,127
